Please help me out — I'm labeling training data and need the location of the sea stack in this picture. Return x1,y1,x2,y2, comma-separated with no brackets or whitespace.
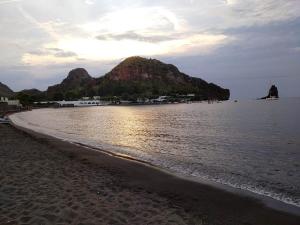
261,85,279,99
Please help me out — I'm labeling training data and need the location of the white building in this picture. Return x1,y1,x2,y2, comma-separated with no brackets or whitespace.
0,97,8,102
7,100,21,106
154,96,169,102
80,96,101,100
0,97,21,106
187,94,195,97
93,96,101,100
56,100,105,107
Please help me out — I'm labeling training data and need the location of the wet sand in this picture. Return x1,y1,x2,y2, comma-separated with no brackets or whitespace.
0,124,299,225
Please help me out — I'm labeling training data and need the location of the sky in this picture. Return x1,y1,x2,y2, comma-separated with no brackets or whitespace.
0,0,299,99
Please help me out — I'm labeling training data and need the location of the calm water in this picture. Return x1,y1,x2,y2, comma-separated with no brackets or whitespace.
10,99,300,207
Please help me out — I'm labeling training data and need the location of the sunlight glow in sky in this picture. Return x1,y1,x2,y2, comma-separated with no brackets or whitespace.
0,0,300,98
19,6,230,65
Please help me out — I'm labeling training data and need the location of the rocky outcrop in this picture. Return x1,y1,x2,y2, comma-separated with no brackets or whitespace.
261,85,279,99
60,68,93,89
46,68,95,100
107,57,187,82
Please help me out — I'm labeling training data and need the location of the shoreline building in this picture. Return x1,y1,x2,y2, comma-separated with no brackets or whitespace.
0,97,21,107
0,97,22,116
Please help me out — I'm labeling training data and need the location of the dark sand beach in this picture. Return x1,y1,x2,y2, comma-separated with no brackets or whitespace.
0,123,299,225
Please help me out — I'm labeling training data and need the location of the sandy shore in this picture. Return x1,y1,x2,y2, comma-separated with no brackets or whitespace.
0,124,299,225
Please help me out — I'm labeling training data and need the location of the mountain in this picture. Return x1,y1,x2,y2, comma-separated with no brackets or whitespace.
44,56,230,101
20,89,43,96
96,56,230,100
47,68,95,100
13,88,46,106
0,82,14,97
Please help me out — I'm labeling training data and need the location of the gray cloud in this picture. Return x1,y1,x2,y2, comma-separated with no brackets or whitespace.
229,0,300,22
28,48,77,58
46,48,62,52
54,51,78,58
28,50,47,56
165,19,300,99
96,31,179,43
0,0,22,5
292,47,300,52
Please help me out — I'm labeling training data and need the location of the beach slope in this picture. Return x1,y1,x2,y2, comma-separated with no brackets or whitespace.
0,124,299,225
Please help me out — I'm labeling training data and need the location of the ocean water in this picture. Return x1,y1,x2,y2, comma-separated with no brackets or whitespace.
10,98,300,207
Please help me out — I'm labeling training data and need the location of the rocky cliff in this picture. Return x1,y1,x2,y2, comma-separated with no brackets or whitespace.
261,85,279,99
96,56,230,100
47,68,95,100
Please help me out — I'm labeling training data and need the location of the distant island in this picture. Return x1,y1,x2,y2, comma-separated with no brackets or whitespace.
260,85,279,100
1,56,230,106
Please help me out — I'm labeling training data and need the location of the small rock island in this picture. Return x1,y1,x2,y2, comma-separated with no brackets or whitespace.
260,85,279,99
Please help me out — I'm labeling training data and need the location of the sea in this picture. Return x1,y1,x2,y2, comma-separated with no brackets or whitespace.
10,98,300,208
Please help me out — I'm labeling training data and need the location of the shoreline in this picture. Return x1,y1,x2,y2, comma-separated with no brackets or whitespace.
9,111,300,215
73,141,300,215
3,116,299,224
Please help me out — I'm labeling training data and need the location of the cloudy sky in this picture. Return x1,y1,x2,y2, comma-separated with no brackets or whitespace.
0,0,299,98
